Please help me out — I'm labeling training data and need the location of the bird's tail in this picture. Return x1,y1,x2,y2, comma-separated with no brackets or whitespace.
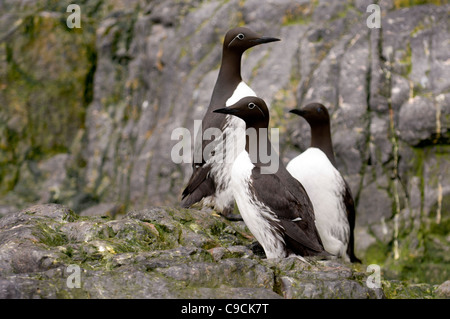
180,175,215,208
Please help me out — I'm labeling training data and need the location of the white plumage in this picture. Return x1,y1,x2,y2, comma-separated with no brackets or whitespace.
231,150,286,259
287,147,350,261
204,81,256,211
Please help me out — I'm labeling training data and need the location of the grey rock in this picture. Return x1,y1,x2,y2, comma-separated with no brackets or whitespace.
0,279,21,299
356,179,392,226
79,203,124,218
0,204,398,299
155,258,274,289
398,95,441,146
435,280,450,299
0,205,16,219
0,203,77,228
280,276,383,299
184,287,283,299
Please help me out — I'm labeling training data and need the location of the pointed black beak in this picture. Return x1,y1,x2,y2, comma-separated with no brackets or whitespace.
214,107,238,115
250,36,280,45
289,109,306,117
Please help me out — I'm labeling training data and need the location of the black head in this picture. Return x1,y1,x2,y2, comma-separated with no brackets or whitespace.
290,103,336,166
213,96,269,128
223,27,280,54
289,103,330,127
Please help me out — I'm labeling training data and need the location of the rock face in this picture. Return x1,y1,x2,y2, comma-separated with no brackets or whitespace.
0,0,449,288
0,204,389,299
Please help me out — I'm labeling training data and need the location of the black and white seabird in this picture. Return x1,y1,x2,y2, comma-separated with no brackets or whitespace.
287,103,361,263
181,27,280,220
213,97,327,259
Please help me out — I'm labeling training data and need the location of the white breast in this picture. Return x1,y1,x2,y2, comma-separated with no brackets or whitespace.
231,151,286,259
223,81,257,166
286,148,350,259
225,81,257,106
207,82,257,210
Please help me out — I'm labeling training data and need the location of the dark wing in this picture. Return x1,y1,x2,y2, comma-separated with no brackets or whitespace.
181,112,225,207
181,164,214,207
342,179,361,263
251,168,325,256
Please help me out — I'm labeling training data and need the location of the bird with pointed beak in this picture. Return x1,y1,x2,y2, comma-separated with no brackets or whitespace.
287,103,361,263
213,96,328,259
181,27,280,221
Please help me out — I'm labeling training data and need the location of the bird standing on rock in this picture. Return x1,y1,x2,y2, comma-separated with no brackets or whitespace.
181,27,280,220
287,103,361,263
214,96,327,259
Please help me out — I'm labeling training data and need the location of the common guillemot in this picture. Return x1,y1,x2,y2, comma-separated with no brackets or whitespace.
181,27,280,220
287,103,361,263
213,97,327,259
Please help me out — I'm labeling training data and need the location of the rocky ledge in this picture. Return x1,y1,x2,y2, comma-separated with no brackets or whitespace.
1,204,446,299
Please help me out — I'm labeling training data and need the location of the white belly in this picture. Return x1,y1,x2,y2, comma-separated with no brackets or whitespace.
231,151,286,259
286,148,350,259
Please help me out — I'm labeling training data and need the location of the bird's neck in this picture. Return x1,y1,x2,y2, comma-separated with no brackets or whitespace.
245,123,274,168
216,50,243,88
310,124,337,167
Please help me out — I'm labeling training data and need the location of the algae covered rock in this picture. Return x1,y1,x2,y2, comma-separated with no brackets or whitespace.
0,203,402,299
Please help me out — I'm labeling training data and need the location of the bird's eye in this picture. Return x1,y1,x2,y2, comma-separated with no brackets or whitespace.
237,33,245,40
248,102,256,109
317,107,322,113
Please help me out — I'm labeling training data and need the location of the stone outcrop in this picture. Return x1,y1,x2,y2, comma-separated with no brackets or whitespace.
0,204,393,298
0,0,449,293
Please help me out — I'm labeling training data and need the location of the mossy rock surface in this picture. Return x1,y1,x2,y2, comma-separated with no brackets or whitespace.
2,203,433,299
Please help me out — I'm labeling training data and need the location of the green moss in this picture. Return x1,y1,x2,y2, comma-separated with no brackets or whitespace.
398,42,412,76
281,1,317,26
210,220,227,237
282,14,312,26
250,51,270,78
332,1,359,21
34,223,68,247
382,280,436,299
0,11,97,196
428,211,450,237
380,204,450,285
113,238,154,254
365,240,390,265
412,148,426,220
394,0,443,8
56,287,90,299
411,22,426,37
63,245,74,258
179,47,188,60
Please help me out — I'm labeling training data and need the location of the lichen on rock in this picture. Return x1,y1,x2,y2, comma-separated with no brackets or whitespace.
0,204,405,299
